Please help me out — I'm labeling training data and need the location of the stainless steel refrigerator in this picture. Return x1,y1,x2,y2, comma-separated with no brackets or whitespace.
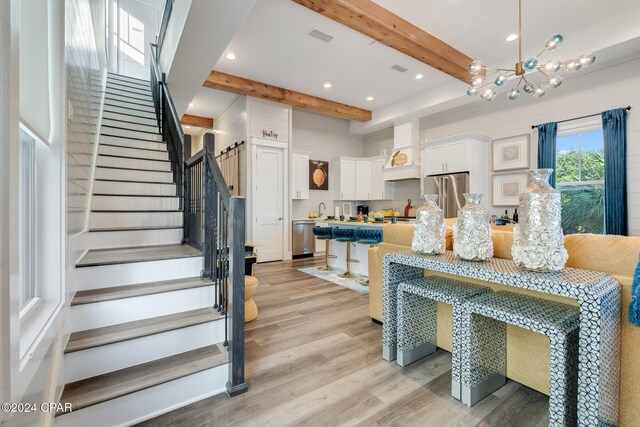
424,172,469,218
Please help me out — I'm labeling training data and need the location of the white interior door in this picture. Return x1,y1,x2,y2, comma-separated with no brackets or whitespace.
254,145,284,262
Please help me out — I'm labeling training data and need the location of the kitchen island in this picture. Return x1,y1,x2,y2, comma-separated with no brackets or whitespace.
316,219,415,277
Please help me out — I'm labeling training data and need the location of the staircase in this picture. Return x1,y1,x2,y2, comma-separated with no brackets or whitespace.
56,73,230,426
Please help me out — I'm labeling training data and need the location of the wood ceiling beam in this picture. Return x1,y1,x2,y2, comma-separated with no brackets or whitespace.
203,71,372,122
180,114,214,128
292,0,472,83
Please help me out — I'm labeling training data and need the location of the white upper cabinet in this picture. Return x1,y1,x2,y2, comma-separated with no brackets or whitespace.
291,153,309,199
333,156,391,201
338,158,356,200
421,132,490,202
371,157,385,200
424,145,446,175
355,160,372,200
444,141,468,173
423,137,487,176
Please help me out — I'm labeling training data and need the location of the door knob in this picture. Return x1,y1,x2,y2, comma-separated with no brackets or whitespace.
278,217,283,220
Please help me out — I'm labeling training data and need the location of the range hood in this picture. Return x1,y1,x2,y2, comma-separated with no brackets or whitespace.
383,120,421,181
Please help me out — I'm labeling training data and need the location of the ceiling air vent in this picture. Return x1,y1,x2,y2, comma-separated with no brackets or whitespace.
391,64,409,73
308,28,334,42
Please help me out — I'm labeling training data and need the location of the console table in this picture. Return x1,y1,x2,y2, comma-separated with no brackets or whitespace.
382,250,621,427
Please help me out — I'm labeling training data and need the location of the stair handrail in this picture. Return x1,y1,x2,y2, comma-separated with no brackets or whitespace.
149,45,247,397
149,42,184,211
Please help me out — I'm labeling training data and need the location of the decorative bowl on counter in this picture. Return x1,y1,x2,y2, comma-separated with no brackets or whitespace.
349,216,359,221
327,216,335,220
374,217,385,222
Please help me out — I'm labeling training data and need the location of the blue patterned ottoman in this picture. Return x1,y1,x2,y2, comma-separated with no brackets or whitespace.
460,291,580,426
396,276,492,400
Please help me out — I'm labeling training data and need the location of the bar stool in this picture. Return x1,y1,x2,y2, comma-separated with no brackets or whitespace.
355,228,383,247
459,291,580,426
332,228,359,278
355,228,383,285
312,226,336,271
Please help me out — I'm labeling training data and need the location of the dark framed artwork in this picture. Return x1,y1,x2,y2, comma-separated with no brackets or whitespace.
309,160,329,190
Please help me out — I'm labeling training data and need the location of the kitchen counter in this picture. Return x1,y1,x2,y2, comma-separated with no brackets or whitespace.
318,219,416,228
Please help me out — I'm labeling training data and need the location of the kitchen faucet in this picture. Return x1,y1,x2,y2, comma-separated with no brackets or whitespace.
318,202,326,218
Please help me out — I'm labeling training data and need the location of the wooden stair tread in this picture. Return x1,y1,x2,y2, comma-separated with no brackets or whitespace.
71,277,212,306
58,343,227,413
76,244,201,268
65,307,222,353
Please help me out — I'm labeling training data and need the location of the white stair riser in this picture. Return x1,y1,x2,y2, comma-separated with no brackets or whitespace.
104,98,155,114
91,195,179,211
97,155,171,171
90,211,182,229
87,228,182,249
55,364,227,427
93,180,176,196
75,256,202,289
95,167,174,183
64,319,225,383
71,286,215,331
103,105,156,120
102,111,157,127
99,144,168,161
99,135,165,151
102,118,159,134
101,126,162,142
107,76,151,90
106,84,152,97
105,94,154,109
106,87,153,101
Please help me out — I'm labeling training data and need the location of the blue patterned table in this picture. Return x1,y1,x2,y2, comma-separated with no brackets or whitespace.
382,250,621,427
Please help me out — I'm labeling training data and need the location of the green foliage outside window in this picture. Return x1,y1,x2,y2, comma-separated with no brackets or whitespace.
556,147,605,234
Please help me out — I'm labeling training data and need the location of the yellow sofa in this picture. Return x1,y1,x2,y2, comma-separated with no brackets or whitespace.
368,224,640,426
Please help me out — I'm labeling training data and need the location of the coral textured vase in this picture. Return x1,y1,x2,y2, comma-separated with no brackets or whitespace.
512,169,568,271
453,193,493,261
412,194,445,255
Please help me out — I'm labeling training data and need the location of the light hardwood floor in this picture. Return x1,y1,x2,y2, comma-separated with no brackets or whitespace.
138,257,549,427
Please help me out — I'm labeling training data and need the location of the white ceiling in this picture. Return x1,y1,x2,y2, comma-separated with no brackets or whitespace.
185,88,238,118
186,0,640,129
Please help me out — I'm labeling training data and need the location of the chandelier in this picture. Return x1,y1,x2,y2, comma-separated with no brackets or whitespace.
466,0,595,101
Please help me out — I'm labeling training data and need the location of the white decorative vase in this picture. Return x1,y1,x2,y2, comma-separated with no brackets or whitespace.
412,194,445,255
511,169,568,271
453,193,493,261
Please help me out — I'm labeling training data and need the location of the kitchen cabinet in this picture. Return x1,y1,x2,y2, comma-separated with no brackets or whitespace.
424,145,446,175
338,158,356,200
421,132,490,205
423,140,476,175
334,156,392,201
370,156,391,200
291,152,309,199
355,160,372,200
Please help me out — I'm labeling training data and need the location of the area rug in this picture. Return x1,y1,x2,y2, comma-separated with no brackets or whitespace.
298,266,369,294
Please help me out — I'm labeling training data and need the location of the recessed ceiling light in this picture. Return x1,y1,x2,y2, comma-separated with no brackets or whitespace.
323,82,332,88
415,74,424,79
185,125,191,129
506,34,518,42
366,96,374,101
189,103,195,107
226,52,236,60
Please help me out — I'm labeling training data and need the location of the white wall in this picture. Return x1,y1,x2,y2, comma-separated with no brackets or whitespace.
214,96,248,198
417,60,640,235
291,109,365,220
1,1,99,425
